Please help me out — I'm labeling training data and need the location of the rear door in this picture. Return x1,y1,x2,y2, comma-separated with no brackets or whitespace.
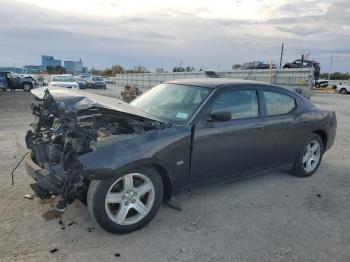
190,86,264,185
258,88,302,168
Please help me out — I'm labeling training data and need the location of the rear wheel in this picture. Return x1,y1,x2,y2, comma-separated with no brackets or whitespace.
87,165,163,234
291,134,323,177
339,88,347,95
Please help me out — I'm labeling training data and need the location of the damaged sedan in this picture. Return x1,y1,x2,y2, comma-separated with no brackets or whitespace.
24,79,337,234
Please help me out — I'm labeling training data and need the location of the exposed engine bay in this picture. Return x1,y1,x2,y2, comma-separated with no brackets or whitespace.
25,88,162,210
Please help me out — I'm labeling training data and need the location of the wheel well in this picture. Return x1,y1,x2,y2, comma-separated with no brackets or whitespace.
21,82,33,87
151,163,172,200
313,130,327,149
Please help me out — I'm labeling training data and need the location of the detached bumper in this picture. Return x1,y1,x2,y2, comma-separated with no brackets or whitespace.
24,151,64,194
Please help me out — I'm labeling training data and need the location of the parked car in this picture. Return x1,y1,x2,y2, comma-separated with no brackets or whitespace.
313,79,328,88
74,77,87,89
87,76,106,89
241,61,276,70
0,71,36,91
24,79,336,234
104,77,115,84
283,59,320,79
48,75,79,89
336,83,350,94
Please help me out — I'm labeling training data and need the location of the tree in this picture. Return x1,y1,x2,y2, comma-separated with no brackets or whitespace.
232,64,241,70
46,65,66,74
91,67,101,75
185,66,195,72
320,72,350,80
133,65,147,73
111,64,124,74
172,67,185,72
173,66,195,72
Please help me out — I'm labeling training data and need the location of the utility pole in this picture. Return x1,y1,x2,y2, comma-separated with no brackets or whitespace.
279,42,284,69
328,55,333,80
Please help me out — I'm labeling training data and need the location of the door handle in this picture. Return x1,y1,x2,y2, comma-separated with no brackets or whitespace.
253,124,264,131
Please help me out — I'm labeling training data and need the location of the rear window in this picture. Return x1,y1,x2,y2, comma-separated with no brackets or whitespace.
263,91,296,116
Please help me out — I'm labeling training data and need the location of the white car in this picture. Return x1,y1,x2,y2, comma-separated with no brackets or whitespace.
336,84,350,95
49,75,79,89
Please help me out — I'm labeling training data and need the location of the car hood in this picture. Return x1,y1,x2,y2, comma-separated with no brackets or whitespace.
31,86,162,122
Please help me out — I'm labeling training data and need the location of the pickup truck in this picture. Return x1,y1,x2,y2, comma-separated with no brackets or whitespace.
336,83,350,95
0,71,36,91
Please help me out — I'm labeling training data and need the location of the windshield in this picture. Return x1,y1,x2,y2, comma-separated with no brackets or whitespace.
92,77,103,81
131,83,211,123
52,76,75,82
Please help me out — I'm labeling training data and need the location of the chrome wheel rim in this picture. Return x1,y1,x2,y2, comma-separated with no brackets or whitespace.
303,140,321,172
105,173,155,225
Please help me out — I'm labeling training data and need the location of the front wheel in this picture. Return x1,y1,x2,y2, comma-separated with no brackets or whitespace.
339,88,348,95
87,165,164,234
291,134,323,177
22,83,33,92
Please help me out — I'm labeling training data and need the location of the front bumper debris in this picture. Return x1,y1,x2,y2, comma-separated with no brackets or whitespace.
24,151,64,194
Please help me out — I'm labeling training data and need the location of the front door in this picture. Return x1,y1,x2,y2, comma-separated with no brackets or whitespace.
190,88,264,186
5,72,14,89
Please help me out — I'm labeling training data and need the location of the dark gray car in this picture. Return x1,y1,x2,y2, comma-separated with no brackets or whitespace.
87,76,106,89
24,79,337,234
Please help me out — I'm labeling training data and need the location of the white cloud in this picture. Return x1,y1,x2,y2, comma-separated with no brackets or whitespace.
1,0,349,72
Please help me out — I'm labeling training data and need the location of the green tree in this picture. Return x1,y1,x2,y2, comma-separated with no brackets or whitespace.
46,66,66,74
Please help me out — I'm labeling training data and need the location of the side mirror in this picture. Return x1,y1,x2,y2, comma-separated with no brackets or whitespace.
209,111,231,122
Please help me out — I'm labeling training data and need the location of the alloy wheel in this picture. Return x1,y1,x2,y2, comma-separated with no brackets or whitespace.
105,173,155,225
303,140,321,172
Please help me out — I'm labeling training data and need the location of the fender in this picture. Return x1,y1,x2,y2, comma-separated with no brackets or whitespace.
78,125,192,195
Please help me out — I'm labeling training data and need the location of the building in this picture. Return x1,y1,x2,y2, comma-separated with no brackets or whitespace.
64,59,83,74
42,55,61,68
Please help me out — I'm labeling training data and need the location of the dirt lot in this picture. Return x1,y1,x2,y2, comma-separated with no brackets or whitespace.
0,90,350,262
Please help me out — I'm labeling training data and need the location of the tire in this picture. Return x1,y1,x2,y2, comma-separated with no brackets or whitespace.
22,83,33,92
339,88,347,95
87,165,164,234
291,133,324,177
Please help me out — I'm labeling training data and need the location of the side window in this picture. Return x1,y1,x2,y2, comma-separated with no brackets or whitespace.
211,90,259,120
263,91,296,116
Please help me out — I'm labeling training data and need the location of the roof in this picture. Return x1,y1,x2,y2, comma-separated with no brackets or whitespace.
165,78,270,88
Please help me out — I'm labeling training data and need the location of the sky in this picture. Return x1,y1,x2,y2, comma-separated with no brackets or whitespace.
0,0,349,72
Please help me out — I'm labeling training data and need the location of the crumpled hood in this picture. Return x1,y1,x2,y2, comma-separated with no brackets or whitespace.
31,86,162,122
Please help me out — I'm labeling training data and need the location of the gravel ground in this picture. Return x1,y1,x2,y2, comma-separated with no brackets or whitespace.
0,88,349,262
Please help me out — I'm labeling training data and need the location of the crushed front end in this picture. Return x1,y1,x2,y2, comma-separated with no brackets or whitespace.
25,88,161,210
